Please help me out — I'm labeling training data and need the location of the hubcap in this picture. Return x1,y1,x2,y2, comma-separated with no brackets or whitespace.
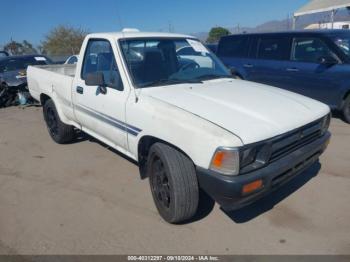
151,157,171,209
46,107,58,136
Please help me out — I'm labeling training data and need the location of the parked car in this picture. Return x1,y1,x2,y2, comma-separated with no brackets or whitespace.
216,30,350,123
0,55,52,107
28,31,331,224
0,51,9,59
64,55,78,65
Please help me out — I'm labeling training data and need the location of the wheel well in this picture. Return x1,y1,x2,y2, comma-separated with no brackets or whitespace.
228,67,244,80
137,136,192,179
340,90,350,109
235,73,244,80
40,94,51,106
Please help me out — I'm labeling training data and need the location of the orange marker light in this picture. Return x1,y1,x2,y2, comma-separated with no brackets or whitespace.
242,179,263,195
212,151,225,168
210,149,240,175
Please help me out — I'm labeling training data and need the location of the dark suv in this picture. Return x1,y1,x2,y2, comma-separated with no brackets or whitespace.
216,30,350,123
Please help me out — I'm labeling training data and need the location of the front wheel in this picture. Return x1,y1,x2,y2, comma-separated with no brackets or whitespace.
342,95,350,124
148,143,199,224
43,99,75,144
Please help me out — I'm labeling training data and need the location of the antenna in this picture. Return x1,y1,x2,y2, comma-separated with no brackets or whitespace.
116,0,124,31
115,1,140,103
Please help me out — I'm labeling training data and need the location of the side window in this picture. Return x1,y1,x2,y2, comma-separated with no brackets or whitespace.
291,37,336,63
82,39,123,90
218,36,250,57
257,37,289,60
68,56,78,64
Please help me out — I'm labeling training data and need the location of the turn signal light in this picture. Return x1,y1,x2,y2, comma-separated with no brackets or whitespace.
210,148,239,175
242,179,263,195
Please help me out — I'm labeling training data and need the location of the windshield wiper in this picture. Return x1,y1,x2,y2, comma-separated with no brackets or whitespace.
141,78,202,88
195,74,234,81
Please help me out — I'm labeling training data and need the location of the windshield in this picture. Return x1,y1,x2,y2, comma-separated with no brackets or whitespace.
0,56,49,73
332,35,350,58
119,38,230,88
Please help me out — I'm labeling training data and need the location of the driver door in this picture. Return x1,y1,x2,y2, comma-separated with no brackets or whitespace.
72,38,129,149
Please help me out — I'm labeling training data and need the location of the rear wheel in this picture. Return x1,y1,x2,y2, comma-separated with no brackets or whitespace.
148,143,199,224
342,95,350,124
43,99,75,144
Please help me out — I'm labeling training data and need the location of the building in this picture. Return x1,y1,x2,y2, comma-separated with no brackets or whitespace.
293,0,350,29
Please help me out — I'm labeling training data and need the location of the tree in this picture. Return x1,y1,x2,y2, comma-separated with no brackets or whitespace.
22,40,38,54
41,25,88,56
3,40,37,55
4,40,23,55
206,27,231,43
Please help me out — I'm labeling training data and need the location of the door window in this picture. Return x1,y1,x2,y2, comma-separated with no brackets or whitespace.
82,39,123,90
218,36,250,57
257,37,289,60
291,37,336,63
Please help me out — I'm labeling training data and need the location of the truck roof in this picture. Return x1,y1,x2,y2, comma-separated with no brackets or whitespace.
87,31,195,40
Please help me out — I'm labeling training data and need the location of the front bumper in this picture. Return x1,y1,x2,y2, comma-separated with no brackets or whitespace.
197,132,331,211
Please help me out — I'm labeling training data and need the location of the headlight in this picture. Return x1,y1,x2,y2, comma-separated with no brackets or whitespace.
240,147,257,168
240,143,272,173
210,147,240,176
321,113,331,135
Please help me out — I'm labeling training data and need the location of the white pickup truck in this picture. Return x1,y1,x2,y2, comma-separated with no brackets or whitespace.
28,31,331,223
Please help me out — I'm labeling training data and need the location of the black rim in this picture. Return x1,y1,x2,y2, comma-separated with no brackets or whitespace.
151,156,171,209
46,107,58,136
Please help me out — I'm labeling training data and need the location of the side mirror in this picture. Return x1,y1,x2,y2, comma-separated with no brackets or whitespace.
85,72,107,94
319,56,338,65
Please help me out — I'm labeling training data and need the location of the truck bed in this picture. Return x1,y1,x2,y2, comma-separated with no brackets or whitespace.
27,64,77,125
33,64,77,77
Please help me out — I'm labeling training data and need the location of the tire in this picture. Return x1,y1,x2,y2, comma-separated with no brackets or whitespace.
43,99,75,144
342,95,350,124
0,83,9,108
147,143,199,224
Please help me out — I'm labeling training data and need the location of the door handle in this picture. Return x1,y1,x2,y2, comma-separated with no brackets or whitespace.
76,86,84,94
286,68,299,72
243,64,254,68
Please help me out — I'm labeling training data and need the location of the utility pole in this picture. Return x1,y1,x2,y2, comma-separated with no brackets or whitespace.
292,16,296,30
330,9,335,29
168,21,174,33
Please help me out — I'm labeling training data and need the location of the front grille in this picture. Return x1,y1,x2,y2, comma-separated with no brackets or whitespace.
269,119,323,163
271,151,321,188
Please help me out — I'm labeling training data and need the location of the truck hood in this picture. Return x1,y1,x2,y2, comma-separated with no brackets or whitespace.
144,79,330,144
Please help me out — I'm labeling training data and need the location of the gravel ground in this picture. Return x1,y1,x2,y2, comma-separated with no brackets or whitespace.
0,106,349,255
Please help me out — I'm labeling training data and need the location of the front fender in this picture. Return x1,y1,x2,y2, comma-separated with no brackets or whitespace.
127,95,243,169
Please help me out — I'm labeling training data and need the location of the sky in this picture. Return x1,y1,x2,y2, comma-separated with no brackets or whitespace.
0,0,309,47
